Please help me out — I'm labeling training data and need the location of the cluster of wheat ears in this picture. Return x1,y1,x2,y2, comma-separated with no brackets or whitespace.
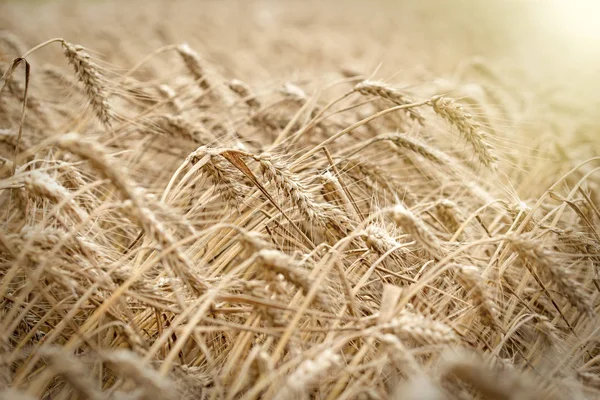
0,1,599,399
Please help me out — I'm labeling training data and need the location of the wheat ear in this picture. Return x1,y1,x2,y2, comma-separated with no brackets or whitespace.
229,79,261,109
354,80,425,125
429,95,497,170
392,204,443,259
255,249,328,307
453,264,501,327
256,154,349,229
384,310,459,344
62,41,113,128
176,43,210,90
510,235,592,316
273,349,341,400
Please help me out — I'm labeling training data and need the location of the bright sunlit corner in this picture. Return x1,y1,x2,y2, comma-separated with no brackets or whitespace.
548,0,600,41
0,0,598,399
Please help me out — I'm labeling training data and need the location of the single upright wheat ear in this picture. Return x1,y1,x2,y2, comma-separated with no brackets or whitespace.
354,80,425,125
62,41,113,128
176,43,210,90
429,95,497,170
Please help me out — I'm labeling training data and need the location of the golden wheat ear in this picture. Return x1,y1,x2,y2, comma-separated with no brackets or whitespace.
354,80,425,125
62,41,113,128
429,95,497,170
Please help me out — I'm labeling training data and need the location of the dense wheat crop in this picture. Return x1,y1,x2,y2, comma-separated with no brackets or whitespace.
0,0,599,398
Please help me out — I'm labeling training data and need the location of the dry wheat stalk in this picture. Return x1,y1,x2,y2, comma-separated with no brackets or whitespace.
378,133,450,165
53,133,137,203
341,157,419,204
23,170,88,222
194,147,246,208
62,41,113,128
319,171,356,219
0,64,53,128
1,8,599,400
54,133,205,292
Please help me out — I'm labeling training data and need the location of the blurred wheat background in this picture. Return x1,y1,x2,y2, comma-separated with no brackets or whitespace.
0,0,599,399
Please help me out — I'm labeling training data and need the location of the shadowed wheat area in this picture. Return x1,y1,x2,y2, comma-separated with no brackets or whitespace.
0,0,599,398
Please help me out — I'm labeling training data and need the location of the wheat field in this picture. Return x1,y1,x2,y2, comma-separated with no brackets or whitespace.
0,0,599,399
